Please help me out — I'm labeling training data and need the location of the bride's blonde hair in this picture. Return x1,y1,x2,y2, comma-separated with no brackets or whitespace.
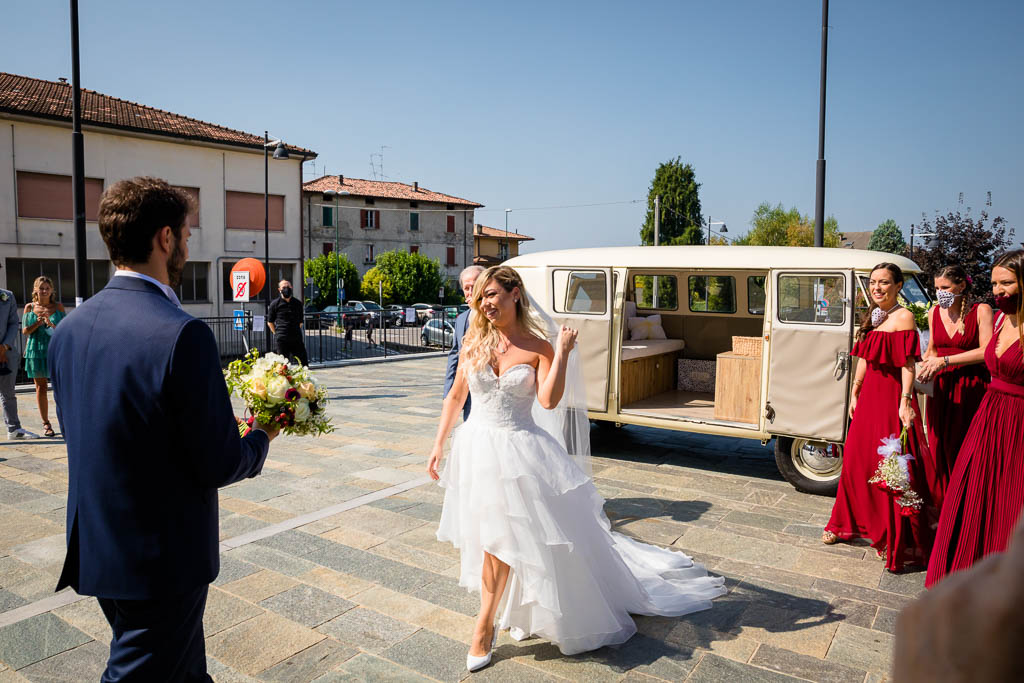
462,266,547,371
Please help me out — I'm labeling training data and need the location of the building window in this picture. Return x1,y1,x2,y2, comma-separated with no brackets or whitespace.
175,262,209,303
409,201,418,208
446,214,456,233
322,242,334,255
15,171,103,221
322,205,334,227
364,197,375,205
410,212,419,231
498,242,509,260
446,247,456,266
5,258,109,304
361,210,380,229
446,204,455,211
225,191,284,231
410,245,419,254
365,244,375,263
222,261,293,302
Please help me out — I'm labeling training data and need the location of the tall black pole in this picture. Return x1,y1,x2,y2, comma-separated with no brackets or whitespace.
264,131,270,348
70,0,88,304
814,0,829,248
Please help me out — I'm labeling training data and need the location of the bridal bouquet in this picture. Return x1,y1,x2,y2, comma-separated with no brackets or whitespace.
225,349,334,437
867,428,923,516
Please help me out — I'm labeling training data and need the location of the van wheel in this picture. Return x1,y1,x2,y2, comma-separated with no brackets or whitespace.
774,437,841,497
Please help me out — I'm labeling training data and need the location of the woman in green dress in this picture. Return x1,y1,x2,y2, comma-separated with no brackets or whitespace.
22,276,65,437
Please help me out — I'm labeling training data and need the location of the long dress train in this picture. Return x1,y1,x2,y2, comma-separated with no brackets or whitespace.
437,363,726,655
926,316,1024,587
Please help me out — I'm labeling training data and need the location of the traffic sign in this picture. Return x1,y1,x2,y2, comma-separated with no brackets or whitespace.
233,310,246,331
232,271,250,302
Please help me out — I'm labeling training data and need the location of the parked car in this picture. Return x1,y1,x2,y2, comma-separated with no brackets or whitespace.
319,305,369,329
421,318,455,347
410,303,435,324
382,305,405,327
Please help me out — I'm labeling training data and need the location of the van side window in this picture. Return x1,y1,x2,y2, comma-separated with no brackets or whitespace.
688,275,736,314
633,275,677,310
553,270,607,314
748,276,766,315
778,274,846,324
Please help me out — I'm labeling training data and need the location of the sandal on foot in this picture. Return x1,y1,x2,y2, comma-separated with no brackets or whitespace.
42,421,55,438
821,530,839,545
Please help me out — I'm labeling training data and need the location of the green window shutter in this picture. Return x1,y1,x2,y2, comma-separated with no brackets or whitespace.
322,206,333,226
410,213,419,231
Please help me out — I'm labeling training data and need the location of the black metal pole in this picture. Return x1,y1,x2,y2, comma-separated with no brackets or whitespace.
264,131,270,352
70,0,88,305
813,0,829,248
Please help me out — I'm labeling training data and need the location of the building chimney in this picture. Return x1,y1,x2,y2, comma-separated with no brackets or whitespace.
413,181,418,192
338,174,344,185
475,224,483,235
58,77,68,84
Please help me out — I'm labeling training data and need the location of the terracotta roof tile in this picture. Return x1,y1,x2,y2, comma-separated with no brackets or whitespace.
303,175,482,208
474,224,533,241
0,72,316,157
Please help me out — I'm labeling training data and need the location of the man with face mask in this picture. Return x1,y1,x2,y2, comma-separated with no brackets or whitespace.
267,279,308,366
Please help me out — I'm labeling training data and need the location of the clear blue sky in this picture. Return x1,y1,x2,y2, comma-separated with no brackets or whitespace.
3,0,1021,253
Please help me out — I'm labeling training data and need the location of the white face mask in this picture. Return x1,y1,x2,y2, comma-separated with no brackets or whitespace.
936,290,961,309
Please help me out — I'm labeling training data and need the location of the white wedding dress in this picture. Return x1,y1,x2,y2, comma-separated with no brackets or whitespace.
437,362,727,655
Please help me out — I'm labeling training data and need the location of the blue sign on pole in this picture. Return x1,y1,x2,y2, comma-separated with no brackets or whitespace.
233,309,245,331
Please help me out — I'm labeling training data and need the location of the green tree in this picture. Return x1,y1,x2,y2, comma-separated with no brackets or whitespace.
732,202,841,247
640,158,703,245
303,253,360,310
867,219,907,255
373,250,445,304
360,266,395,303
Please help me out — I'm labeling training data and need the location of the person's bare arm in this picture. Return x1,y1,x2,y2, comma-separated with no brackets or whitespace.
535,327,577,409
894,516,1024,682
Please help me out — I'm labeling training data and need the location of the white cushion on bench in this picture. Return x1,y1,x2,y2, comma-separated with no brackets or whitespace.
621,338,686,361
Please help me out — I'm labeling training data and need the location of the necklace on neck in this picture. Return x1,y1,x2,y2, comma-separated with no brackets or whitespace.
871,302,901,327
496,333,510,354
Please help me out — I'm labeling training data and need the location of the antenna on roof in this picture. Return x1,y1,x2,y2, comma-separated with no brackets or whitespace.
369,145,390,181
986,191,992,207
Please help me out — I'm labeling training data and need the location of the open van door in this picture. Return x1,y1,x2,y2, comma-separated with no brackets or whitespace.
548,267,614,412
765,270,854,495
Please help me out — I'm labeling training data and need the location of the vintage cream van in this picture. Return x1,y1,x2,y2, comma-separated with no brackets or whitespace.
505,246,932,495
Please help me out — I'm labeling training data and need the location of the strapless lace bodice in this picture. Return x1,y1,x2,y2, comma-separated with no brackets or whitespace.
466,363,537,430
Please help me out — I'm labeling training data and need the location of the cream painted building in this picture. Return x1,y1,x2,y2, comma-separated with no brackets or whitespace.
0,72,316,317
302,175,482,282
472,223,534,267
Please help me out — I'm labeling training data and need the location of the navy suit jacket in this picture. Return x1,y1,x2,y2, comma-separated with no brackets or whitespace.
442,310,471,421
50,276,270,600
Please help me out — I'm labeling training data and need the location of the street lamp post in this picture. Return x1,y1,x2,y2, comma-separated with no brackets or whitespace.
264,132,289,347
504,208,511,262
323,189,351,327
707,216,728,245
909,224,937,262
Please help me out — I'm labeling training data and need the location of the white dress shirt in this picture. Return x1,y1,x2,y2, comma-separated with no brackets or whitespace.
113,270,182,309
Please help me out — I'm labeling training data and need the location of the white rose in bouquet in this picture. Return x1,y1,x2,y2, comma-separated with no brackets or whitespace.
294,398,311,422
266,376,290,404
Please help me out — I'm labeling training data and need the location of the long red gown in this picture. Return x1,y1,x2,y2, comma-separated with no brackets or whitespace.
925,305,990,508
926,315,1024,587
826,330,934,572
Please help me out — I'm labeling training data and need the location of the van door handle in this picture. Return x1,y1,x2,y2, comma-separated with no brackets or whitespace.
833,351,850,381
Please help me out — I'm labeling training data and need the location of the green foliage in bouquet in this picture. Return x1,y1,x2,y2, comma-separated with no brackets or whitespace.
225,349,334,437
904,301,932,331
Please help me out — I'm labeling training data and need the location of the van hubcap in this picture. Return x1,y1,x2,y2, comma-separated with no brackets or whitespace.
791,439,842,482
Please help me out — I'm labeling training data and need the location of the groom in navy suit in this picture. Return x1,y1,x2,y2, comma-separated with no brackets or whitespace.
443,265,483,421
50,177,279,682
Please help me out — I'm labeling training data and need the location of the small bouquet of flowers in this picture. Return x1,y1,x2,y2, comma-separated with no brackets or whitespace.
867,427,923,516
225,349,334,437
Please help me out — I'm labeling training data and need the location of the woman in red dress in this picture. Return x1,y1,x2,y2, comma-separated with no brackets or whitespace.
916,265,993,508
823,263,933,572
927,250,1024,587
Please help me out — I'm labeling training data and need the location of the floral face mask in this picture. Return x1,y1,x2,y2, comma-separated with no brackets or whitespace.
936,290,961,309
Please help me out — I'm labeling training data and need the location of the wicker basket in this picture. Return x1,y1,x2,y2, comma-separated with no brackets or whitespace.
731,336,763,357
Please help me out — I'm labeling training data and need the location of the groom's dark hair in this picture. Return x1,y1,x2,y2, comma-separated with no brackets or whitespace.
98,177,194,266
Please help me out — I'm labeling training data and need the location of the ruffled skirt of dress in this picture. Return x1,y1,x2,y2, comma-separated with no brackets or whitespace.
437,419,727,655
925,363,989,508
926,390,1024,587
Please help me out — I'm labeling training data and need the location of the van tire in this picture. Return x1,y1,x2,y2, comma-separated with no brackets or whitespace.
774,437,842,497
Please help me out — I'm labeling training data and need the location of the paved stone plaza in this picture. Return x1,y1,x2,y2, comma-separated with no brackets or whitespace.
0,356,921,681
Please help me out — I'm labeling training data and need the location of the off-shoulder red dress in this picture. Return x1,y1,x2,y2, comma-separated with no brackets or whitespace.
825,330,934,572
925,305,990,507
926,315,1024,587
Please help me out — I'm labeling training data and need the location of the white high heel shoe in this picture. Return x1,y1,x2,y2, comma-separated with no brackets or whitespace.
466,624,498,672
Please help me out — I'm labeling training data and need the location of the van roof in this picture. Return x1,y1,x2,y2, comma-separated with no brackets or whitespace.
505,245,922,273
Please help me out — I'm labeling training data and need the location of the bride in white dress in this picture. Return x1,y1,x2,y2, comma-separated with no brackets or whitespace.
427,266,726,671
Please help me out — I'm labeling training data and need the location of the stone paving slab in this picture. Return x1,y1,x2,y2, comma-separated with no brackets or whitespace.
0,358,926,681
